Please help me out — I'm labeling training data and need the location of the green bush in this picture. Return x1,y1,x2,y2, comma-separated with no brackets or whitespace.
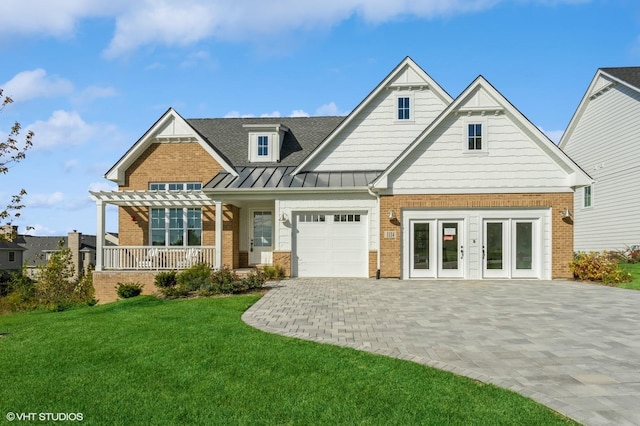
116,282,143,299
262,264,285,280
0,272,37,313
570,251,632,284
243,269,266,290
154,270,178,288
211,266,241,294
177,263,213,292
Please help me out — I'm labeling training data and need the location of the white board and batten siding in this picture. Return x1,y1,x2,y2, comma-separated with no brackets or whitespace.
563,79,640,251
305,69,449,172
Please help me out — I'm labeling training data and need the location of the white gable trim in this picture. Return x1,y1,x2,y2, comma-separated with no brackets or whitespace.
105,108,237,185
372,76,592,190
559,69,640,150
292,57,453,175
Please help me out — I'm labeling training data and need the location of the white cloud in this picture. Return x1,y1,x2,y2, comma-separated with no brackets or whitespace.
290,110,310,117
2,69,74,102
22,224,60,236
260,111,282,118
88,182,118,192
539,127,565,144
62,159,79,173
73,85,118,103
26,192,65,208
0,1,590,58
315,102,349,116
224,111,255,118
26,110,118,150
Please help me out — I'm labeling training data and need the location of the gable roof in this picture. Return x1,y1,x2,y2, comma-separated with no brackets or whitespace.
559,67,640,149
373,75,592,189
105,108,237,185
292,56,453,175
188,116,344,167
15,234,98,267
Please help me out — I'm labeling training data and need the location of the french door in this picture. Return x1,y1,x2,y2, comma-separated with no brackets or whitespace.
482,219,538,278
410,219,464,278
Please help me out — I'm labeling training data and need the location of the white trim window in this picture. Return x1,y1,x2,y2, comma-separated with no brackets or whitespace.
583,185,592,208
151,207,202,246
395,93,414,122
149,182,202,191
467,123,483,151
257,135,269,157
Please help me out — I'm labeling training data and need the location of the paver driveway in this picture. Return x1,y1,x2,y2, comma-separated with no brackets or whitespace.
243,278,640,426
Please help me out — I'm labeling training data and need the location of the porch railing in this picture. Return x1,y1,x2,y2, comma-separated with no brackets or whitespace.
102,246,216,270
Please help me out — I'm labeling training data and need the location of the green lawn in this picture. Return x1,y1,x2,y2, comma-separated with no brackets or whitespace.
0,296,576,425
618,263,640,290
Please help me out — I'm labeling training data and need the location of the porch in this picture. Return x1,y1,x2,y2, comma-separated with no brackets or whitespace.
101,246,217,270
90,190,224,272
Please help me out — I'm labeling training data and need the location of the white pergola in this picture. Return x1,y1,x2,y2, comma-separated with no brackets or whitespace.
89,190,222,271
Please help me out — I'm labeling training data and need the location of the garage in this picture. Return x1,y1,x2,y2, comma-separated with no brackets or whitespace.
293,212,368,277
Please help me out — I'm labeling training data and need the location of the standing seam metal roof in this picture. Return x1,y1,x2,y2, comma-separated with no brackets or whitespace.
204,167,382,190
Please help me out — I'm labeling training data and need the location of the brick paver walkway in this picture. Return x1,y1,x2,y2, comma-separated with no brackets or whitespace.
243,278,640,426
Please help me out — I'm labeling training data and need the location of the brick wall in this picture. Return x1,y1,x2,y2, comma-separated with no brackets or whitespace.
94,271,159,304
369,251,378,278
272,251,291,277
380,193,574,279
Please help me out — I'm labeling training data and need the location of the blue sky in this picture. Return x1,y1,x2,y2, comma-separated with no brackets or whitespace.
1,0,639,236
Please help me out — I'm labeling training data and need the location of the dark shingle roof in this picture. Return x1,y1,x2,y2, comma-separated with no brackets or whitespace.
0,241,25,251
187,116,344,167
15,235,98,267
601,67,640,91
206,166,382,190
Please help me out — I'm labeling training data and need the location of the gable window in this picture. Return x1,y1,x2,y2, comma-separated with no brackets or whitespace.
149,182,202,191
583,185,592,208
468,124,483,150
398,97,410,120
257,136,269,157
151,207,202,246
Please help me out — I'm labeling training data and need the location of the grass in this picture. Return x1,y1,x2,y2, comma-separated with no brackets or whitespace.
618,263,640,290
0,295,576,425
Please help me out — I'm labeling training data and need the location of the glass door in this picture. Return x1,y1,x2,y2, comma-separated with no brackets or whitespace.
483,220,509,278
249,210,273,265
438,221,464,278
512,220,537,278
410,221,435,278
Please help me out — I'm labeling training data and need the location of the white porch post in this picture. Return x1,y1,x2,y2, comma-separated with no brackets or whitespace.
215,201,222,269
96,199,105,271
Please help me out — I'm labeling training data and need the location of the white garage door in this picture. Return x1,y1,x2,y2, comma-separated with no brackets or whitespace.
293,212,368,277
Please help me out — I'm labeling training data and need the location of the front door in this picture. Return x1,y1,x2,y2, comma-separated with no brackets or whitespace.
409,219,464,278
250,210,273,265
483,220,509,278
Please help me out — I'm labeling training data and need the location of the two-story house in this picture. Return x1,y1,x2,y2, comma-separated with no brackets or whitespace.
91,57,591,301
560,67,640,252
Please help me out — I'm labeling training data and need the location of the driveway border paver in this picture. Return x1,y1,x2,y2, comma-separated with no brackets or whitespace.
243,278,640,426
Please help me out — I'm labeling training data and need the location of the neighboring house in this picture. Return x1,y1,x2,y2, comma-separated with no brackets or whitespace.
559,67,640,252
16,230,97,277
90,57,590,298
0,226,25,274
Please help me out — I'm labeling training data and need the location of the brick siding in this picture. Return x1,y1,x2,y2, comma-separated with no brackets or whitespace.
380,193,574,279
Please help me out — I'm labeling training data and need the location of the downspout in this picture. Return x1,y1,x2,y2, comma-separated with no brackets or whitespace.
367,185,381,279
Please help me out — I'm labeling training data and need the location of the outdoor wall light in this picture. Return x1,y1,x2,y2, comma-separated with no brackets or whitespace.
560,207,572,218
388,209,396,220
279,212,289,223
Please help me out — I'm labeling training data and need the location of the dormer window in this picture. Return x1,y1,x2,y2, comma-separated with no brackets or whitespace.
257,136,269,157
244,123,289,163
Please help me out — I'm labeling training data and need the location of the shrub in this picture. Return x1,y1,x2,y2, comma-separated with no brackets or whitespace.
116,282,143,299
243,269,266,290
155,270,178,288
211,266,241,294
262,264,285,280
177,263,213,292
570,251,632,284
0,272,37,313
